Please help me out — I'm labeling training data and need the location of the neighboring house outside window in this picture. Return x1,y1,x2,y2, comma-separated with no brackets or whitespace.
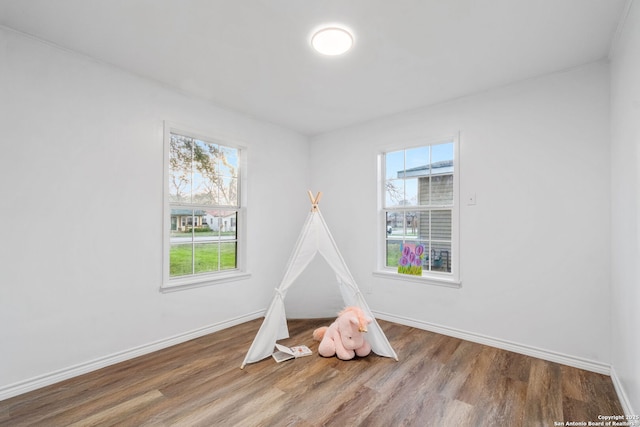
379,136,460,286
162,123,247,291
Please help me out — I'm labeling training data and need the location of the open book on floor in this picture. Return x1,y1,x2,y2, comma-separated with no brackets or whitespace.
272,343,312,363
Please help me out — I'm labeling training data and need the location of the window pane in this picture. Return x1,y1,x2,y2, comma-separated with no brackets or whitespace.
169,134,192,203
206,211,221,236
194,242,219,274
219,146,239,178
385,150,404,180
431,174,453,205
219,176,237,206
415,240,429,268
198,210,237,241
385,179,404,207
418,176,430,205
405,146,429,172
404,178,418,206
170,243,193,276
416,211,430,240
192,169,216,204
218,211,237,236
386,240,402,267
170,209,195,237
386,211,402,236
432,142,454,165
220,242,237,270
431,209,452,240
404,211,420,239
431,242,452,273
431,143,454,205
193,139,217,205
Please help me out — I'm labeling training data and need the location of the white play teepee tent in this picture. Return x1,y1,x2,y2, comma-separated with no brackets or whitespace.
241,191,398,368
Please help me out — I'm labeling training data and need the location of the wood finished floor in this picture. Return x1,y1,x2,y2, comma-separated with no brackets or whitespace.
0,318,624,426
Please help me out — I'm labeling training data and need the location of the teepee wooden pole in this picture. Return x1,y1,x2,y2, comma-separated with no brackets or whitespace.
308,190,322,211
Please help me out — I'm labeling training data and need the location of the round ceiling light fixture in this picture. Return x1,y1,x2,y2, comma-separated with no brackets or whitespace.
311,26,354,56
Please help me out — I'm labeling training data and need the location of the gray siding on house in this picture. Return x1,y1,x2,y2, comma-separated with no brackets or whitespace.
418,175,453,205
417,175,453,272
417,176,453,240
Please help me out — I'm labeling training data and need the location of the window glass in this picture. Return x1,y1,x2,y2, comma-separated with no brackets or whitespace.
165,129,242,287
382,139,456,280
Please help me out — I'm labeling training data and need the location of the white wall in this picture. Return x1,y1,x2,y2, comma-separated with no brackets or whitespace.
0,27,309,396
610,0,640,414
308,62,612,368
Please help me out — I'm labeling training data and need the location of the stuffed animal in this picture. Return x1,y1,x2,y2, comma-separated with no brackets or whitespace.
312,306,372,360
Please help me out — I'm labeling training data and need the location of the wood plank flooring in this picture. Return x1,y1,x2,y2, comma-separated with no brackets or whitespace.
0,318,624,426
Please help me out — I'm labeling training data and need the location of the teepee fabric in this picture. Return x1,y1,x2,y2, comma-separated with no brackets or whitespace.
241,196,398,368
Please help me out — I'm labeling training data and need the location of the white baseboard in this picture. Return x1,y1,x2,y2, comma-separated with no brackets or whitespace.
0,310,265,402
610,367,636,416
373,311,611,375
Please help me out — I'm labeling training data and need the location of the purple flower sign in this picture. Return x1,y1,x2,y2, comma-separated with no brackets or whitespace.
398,243,425,276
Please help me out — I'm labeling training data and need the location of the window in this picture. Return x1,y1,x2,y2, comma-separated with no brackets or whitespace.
163,124,247,291
379,137,459,286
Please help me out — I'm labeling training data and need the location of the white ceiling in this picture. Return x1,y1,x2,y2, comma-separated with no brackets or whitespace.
0,0,628,136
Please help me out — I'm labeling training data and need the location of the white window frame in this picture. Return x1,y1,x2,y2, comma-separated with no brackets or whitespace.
375,134,461,288
161,122,249,292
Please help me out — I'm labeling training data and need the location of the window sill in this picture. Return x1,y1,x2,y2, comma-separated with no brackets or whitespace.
161,271,252,293
373,269,461,289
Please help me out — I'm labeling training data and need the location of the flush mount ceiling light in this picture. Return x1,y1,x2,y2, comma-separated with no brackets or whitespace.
311,26,354,56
